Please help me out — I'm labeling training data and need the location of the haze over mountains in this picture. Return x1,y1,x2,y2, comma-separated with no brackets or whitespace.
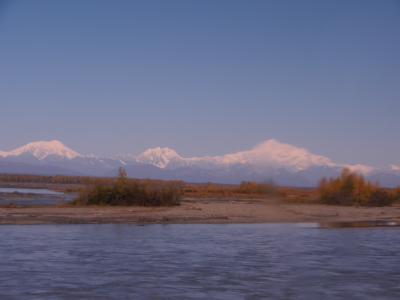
0,140,399,187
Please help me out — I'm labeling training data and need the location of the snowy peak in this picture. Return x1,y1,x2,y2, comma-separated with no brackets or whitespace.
220,139,334,170
0,138,399,187
344,164,374,175
134,139,336,171
391,165,400,172
136,147,182,168
3,140,81,160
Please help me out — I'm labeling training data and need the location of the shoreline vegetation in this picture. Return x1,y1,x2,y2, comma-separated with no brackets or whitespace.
72,168,182,207
319,169,400,207
0,168,399,207
0,168,399,225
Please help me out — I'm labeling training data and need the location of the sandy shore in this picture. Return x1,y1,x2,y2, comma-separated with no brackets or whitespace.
1,197,400,225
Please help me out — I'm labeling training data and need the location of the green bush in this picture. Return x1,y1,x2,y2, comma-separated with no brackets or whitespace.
318,169,396,206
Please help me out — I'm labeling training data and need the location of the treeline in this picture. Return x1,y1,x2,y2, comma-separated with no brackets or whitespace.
319,169,400,206
72,168,182,206
184,181,278,197
0,173,278,197
236,181,277,195
1,171,399,207
0,174,94,185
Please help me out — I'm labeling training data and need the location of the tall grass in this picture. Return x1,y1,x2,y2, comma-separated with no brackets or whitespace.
318,169,398,206
0,174,93,185
73,168,182,206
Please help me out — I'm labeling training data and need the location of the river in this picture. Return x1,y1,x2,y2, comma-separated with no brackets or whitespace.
0,224,399,299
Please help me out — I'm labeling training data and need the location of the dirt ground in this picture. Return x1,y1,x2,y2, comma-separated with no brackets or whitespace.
1,197,400,225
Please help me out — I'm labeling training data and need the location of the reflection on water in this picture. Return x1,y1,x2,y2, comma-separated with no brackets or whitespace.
0,224,399,299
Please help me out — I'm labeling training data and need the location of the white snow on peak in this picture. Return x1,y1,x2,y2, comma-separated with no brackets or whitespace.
344,164,374,175
136,147,182,168
3,140,81,160
391,165,400,172
135,139,336,171
220,139,334,171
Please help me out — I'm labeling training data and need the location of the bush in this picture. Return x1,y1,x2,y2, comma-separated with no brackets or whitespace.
183,183,236,197
73,169,182,206
318,169,395,206
391,188,400,203
236,181,277,195
183,181,279,197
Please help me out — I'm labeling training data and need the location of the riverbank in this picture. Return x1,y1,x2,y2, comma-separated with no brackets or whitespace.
1,196,400,225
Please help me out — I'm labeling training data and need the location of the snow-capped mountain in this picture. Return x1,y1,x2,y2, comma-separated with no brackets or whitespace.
0,140,118,176
132,139,356,173
344,164,374,176
391,165,400,172
120,139,400,186
136,147,184,169
0,140,81,160
0,139,399,187
219,139,335,171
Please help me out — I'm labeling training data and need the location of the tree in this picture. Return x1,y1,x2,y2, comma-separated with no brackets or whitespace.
118,166,127,179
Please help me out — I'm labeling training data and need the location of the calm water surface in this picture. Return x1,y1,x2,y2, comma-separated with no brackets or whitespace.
0,187,63,195
1,224,399,299
0,187,69,206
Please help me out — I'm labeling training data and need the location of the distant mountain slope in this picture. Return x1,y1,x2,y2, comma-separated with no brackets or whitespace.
133,139,335,171
0,140,81,160
0,160,82,176
1,139,399,187
0,140,118,177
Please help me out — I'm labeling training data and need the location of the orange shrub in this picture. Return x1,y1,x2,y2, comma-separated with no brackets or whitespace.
318,169,395,206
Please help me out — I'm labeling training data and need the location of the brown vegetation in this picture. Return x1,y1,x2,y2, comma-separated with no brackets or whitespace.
1,171,399,207
0,174,92,185
236,181,278,195
72,168,182,206
184,181,279,198
318,169,399,206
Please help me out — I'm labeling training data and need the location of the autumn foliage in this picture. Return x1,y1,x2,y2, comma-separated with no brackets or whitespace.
318,169,398,206
73,168,182,206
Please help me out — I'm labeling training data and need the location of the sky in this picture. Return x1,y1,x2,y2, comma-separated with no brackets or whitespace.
0,0,399,167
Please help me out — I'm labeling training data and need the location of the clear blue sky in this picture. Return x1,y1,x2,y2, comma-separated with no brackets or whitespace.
0,0,399,167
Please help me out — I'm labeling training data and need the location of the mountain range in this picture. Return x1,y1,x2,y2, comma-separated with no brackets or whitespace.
0,139,399,187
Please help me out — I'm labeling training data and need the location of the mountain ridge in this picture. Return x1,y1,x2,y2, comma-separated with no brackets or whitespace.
0,140,81,160
0,139,399,187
